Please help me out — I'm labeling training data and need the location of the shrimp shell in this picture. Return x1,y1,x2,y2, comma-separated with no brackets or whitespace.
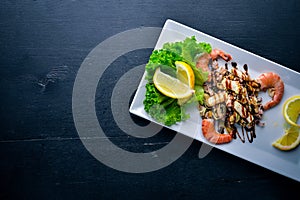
256,72,284,110
210,49,232,62
201,119,232,144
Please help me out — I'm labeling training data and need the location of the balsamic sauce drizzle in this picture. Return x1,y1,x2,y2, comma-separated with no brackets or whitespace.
231,62,237,68
205,60,263,144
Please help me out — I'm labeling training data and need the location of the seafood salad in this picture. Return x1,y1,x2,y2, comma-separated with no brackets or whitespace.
143,36,285,145
132,22,300,182
198,49,284,144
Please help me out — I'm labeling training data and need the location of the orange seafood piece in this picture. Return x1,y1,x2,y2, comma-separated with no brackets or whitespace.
201,119,232,144
210,48,232,62
196,49,232,82
256,72,284,110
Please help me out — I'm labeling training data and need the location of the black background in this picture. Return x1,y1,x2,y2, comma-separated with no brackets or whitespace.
1,0,300,199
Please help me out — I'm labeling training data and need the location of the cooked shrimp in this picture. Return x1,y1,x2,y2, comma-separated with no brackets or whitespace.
196,52,211,72
196,48,232,70
256,72,284,110
196,52,212,81
201,119,232,144
210,49,232,62
196,49,232,82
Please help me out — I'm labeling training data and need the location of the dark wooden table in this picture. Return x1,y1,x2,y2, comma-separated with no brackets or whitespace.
1,0,300,199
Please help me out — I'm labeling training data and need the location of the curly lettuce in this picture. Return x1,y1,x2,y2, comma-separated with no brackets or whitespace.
145,49,182,82
163,36,212,64
163,36,211,86
143,36,211,126
143,83,189,126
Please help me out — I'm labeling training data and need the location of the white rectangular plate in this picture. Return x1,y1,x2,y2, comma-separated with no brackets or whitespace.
129,19,300,182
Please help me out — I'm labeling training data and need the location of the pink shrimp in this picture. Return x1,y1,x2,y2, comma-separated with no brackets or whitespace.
202,119,232,144
210,48,232,62
196,49,232,82
196,52,211,73
256,72,284,110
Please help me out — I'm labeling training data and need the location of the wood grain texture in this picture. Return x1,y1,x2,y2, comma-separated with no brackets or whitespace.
0,0,300,199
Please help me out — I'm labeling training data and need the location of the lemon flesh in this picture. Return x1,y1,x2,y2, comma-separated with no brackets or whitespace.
283,95,300,127
175,61,195,89
272,126,300,151
153,68,194,99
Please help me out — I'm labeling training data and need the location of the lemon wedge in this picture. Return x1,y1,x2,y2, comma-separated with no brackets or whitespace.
272,126,300,151
175,61,195,105
153,67,194,99
175,61,195,89
283,95,300,127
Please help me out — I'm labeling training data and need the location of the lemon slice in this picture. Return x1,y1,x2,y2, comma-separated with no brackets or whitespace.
283,95,300,127
175,61,195,105
272,126,300,151
153,67,194,99
175,61,195,89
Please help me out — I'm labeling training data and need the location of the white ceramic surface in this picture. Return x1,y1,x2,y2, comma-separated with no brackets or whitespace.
129,19,300,182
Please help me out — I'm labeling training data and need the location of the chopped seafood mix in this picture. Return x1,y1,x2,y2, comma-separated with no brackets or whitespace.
198,49,284,144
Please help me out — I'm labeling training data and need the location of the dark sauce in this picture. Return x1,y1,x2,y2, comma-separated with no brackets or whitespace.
218,126,225,134
243,126,256,143
236,128,245,143
231,129,237,139
233,125,256,143
231,62,237,68
243,64,248,73
241,106,247,118
225,79,232,90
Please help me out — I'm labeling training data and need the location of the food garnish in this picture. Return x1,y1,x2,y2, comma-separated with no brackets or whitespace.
175,61,195,105
153,67,194,99
143,36,211,126
272,95,300,151
272,126,300,151
175,61,195,89
143,83,189,126
282,95,300,127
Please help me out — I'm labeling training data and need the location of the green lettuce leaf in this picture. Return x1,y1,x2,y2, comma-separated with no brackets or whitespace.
163,36,212,64
145,49,183,81
162,36,211,85
143,83,189,126
143,36,211,126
